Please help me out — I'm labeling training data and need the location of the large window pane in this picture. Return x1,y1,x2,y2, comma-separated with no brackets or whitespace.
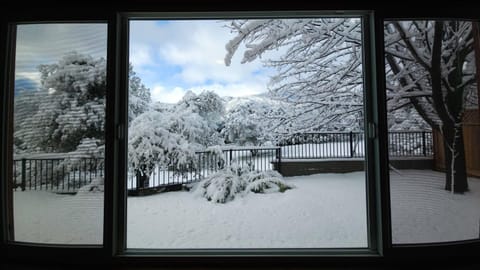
126,18,368,248
385,20,480,244
12,24,107,244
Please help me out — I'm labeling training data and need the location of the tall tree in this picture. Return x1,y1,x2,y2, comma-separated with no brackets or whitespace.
385,21,476,193
226,19,478,193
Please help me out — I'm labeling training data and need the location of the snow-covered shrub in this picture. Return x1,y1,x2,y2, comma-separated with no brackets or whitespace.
194,165,293,203
243,170,292,193
194,167,246,203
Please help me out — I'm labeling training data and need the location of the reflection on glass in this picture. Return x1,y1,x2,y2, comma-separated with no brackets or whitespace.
385,20,480,244
127,19,368,248
12,24,107,244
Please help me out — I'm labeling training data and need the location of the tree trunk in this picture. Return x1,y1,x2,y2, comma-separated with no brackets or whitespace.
442,123,468,193
135,164,149,189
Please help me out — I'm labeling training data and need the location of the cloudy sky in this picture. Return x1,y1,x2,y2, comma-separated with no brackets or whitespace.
14,21,276,103
15,23,107,91
129,20,275,103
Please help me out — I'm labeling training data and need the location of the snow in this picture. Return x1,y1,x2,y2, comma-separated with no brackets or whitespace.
12,170,480,247
127,172,368,248
13,190,103,244
390,170,480,243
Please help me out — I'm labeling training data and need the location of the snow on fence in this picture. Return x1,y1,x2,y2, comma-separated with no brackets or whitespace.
13,131,432,194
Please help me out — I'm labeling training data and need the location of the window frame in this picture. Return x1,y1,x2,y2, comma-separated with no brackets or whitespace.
0,1,479,267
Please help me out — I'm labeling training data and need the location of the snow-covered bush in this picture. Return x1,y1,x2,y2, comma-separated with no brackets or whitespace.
194,165,293,203
243,170,292,193
194,167,246,203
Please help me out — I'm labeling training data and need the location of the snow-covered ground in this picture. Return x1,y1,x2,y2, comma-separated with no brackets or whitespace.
127,172,368,248
13,190,103,244
12,170,480,247
390,170,480,243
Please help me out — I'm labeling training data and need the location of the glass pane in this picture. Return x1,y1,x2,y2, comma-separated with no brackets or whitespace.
12,24,107,244
126,18,368,249
385,20,480,244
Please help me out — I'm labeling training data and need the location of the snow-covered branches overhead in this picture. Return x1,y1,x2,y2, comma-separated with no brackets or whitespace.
384,20,477,129
225,18,364,133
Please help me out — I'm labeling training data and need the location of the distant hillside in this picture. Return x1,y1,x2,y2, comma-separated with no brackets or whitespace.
15,77,39,92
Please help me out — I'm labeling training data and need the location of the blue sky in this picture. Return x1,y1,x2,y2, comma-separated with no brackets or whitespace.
129,20,276,103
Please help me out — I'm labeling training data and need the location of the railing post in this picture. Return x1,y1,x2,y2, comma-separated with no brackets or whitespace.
276,147,282,174
229,149,233,164
21,158,26,191
349,131,354,157
422,131,427,156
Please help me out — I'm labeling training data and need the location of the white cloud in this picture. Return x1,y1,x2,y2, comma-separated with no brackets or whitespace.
129,20,281,97
150,79,269,104
16,71,41,83
152,85,186,104
130,44,155,69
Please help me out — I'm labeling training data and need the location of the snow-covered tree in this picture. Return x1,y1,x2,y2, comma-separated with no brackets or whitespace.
225,19,478,193
176,90,225,146
128,109,201,186
222,100,265,146
385,21,477,193
128,65,151,124
128,90,225,185
15,52,106,153
225,19,364,134
14,53,151,155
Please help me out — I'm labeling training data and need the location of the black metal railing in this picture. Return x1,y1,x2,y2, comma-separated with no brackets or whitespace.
388,131,433,157
14,131,432,194
278,131,432,159
13,157,104,193
127,147,281,191
278,132,365,159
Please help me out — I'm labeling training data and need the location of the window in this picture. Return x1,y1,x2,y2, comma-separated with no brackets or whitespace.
126,18,368,249
1,2,480,268
385,19,480,245
10,23,107,245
